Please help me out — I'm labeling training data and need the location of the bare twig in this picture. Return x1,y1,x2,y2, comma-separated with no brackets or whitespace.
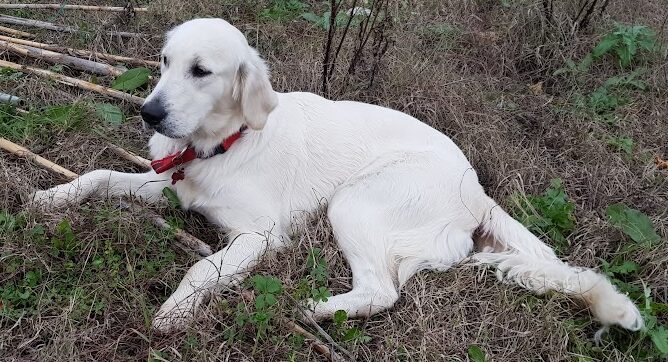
0,40,125,76
0,4,148,12
0,137,78,179
107,144,152,169
0,137,213,257
0,15,146,38
0,35,159,67
284,319,346,361
0,59,144,105
0,25,35,38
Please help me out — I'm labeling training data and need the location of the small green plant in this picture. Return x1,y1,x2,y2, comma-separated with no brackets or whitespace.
260,0,308,22
511,179,576,253
606,203,661,245
162,187,181,209
606,136,634,155
51,219,78,258
331,309,372,344
468,345,487,362
592,23,657,67
301,8,365,31
247,275,283,336
111,67,151,91
0,104,88,141
94,103,124,125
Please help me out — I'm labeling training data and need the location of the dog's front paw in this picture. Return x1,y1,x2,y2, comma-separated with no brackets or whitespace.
152,296,200,334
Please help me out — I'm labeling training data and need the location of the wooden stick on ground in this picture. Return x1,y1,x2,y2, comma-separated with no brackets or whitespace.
0,40,125,76
107,144,152,169
0,136,212,256
285,320,343,361
0,59,144,105
0,35,159,67
0,25,35,38
0,15,146,38
0,4,148,12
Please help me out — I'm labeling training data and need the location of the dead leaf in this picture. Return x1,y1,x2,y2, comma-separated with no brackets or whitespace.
654,155,668,170
528,81,544,95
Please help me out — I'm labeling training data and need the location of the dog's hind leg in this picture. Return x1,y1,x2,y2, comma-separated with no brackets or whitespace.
306,154,474,320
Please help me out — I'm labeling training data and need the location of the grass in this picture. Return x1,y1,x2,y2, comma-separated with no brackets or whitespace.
1,0,667,361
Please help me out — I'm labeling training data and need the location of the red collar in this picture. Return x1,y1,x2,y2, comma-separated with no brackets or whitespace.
151,125,247,184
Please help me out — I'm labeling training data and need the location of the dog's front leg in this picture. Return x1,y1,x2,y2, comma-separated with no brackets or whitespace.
152,229,284,333
29,170,169,209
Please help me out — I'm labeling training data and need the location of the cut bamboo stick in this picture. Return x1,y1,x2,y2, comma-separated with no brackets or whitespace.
0,25,35,38
0,35,159,67
0,137,78,179
0,4,148,12
0,15,145,38
0,136,213,257
0,40,125,76
0,59,144,105
108,144,152,169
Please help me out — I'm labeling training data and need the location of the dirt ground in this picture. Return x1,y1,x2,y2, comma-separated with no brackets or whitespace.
1,0,667,361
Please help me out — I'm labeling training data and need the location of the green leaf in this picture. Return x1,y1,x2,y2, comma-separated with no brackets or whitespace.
606,203,661,245
334,310,348,326
162,187,181,209
592,35,618,58
300,12,322,24
650,326,668,356
111,67,151,91
468,345,486,362
94,103,124,125
606,136,634,155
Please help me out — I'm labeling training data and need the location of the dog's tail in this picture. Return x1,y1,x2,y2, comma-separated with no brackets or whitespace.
472,198,643,332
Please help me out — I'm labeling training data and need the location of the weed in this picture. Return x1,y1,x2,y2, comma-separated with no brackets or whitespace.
468,345,486,362
605,203,661,246
592,23,657,68
510,179,576,253
111,67,151,91
0,103,88,141
606,136,633,155
235,274,284,337
260,0,308,22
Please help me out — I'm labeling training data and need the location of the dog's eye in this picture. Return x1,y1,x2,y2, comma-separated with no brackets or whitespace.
191,65,212,78
162,56,168,67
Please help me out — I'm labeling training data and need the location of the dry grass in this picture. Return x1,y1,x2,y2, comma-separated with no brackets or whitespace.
1,0,667,361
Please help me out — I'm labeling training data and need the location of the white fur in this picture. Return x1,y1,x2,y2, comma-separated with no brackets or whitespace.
30,18,643,334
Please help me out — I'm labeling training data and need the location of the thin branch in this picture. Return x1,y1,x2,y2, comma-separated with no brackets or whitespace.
0,40,126,76
0,25,35,38
0,35,159,67
0,59,145,105
0,4,148,12
0,15,146,38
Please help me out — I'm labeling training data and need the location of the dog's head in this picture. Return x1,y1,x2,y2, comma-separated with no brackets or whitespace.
141,18,277,139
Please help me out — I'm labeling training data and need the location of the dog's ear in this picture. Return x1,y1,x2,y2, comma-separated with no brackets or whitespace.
233,50,278,130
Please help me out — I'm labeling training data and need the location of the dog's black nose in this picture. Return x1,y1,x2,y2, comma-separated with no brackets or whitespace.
140,99,167,126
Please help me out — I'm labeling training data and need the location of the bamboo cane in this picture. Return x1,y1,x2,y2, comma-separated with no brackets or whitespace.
0,25,35,38
107,144,152,169
0,59,144,105
0,15,145,38
0,40,125,76
0,35,159,67
0,4,148,12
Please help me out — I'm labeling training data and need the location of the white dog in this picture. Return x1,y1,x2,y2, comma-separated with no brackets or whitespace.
31,18,643,334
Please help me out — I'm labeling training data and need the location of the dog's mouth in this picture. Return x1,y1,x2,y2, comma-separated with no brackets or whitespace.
144,122,186,139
